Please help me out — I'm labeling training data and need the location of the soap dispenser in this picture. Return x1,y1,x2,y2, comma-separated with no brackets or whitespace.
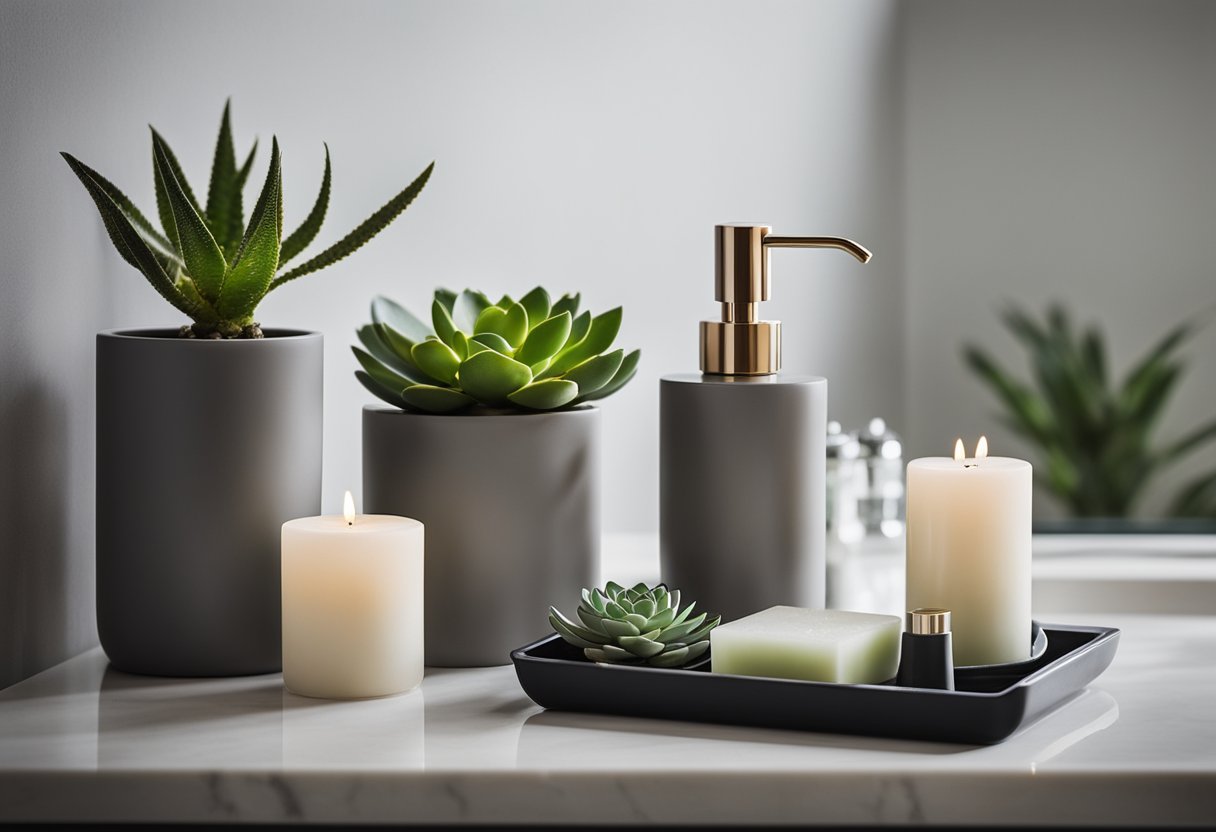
659,224,871,622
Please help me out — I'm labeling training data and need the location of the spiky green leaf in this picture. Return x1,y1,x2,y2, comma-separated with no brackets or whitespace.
205,100,244,257
269,161,434,290
153,133,227,304
217,138,281,319
280,144,331,266
150,127,202,240
60,152,203,320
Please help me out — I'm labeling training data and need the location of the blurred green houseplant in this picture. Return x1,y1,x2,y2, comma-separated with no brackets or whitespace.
63,101,432,338
963,305,1216,518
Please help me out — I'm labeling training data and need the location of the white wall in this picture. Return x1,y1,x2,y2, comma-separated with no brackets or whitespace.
904,0,1216,517
0,0,903,686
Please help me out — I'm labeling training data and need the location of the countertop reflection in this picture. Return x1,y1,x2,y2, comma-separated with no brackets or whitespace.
0,614,1213,826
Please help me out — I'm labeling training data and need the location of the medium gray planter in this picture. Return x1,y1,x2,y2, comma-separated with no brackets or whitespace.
96,329,323,676
363,405,600,666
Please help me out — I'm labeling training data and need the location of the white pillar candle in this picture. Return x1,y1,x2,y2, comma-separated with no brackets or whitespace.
282,492,424,699
905,437,1031,666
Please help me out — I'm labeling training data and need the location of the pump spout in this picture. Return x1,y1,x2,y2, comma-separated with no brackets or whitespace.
763,236,872,264
703,224,872,375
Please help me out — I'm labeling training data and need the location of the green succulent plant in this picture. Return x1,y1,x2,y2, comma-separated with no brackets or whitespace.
353,287,640,412
62,101,433,338
964,304,1216,517
548,582,720,668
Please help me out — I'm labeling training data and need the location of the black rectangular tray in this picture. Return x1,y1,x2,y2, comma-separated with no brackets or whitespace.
511,623,1120,745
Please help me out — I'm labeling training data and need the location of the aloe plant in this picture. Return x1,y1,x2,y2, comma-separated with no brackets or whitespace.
353,287,640,412
549,582,720,668
62,101,433,338
963,304,1216,517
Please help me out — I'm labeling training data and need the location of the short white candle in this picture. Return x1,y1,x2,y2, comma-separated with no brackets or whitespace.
905,437,1031,666
282,492,424,699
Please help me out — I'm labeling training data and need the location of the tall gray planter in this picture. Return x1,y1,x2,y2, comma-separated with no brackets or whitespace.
363,405,600,666
96,329,323,676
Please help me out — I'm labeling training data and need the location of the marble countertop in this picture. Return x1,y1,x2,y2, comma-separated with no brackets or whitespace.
1,613,1214,826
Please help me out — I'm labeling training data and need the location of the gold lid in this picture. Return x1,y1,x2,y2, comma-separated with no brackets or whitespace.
908,608,951,635
700,225,871,375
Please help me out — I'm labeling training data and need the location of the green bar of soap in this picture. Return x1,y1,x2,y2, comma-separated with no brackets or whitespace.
710,607,901,684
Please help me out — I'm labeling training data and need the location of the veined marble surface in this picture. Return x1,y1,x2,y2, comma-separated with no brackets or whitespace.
1,613,1214,826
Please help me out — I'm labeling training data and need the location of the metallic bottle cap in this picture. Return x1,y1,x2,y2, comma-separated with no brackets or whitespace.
908,608,951,635
700,225,872,375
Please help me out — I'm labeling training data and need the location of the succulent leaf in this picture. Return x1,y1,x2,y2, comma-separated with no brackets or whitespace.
355,370,408,409
357,324,431,384
411,339,461,385
577,349,640,404
371,323,437,384
564,349,625,397
270,161,434,290
217,138,281,319
458,350,532,405
553,583,720,667
435,287,458,313
61,152,204,320
618,635,666,658
372,295,433,343
205,100,244,258
508,379,579,410
566,310,592,349
543,306,623,378
474,302,529,348
153,133,229,305
236,139,258,190
352,345,414,395
150,127,203,240
517,311,572,366
401,384,476,413
549,607,607,647
471,331,514,355
519,286,551,327
551,292,581,318
431,297,459,348
589,645,636,663
454,289,492,332
279,143,331,266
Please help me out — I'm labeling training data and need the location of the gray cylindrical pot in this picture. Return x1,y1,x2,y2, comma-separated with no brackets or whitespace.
363,405,600,667
96,329,323,676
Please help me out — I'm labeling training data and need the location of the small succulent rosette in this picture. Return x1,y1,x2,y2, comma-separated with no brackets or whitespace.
548,582,720,668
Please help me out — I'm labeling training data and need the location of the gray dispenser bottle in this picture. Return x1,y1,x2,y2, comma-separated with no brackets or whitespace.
660,225,871,622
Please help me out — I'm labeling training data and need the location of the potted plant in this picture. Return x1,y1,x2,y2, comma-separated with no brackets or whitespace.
963,304,1216,528
65,101,433,676
355,287,640,665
